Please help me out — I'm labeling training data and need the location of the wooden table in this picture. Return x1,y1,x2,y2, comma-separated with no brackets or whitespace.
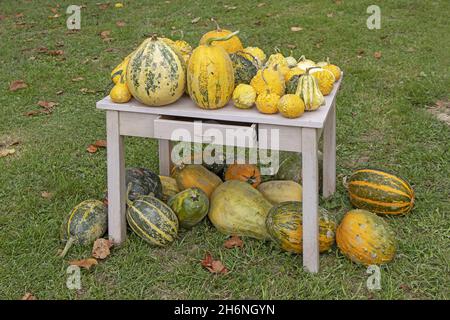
97,75,342,273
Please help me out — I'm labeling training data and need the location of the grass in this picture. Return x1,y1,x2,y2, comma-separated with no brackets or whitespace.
0,0,449,300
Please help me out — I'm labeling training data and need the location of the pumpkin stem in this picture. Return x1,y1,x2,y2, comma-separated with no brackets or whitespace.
305,66,320,74
298,55,306,62
59,237,75,258
206,30,240,46
150,33,158,41
274,46,281,54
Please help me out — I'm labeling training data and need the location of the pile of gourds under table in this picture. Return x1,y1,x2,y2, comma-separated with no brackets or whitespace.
60,151,415,267
109,24,341,118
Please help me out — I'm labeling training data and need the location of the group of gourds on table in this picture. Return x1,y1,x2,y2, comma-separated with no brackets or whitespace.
60,150,415,267
109,23,341,118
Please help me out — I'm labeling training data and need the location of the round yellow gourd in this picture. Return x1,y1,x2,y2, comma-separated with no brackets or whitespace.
242,46,266,66
232,84,256,109
266,53,288,69
256,92,280,114
250,68,285,96
284,67,305,82
277,94,305,118
310,68,335,96
199,27,243,54
110,83,131,103
317,58,341,81
297,55,316,71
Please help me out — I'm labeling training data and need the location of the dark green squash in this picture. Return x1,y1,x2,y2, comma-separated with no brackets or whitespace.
230,51,259,86
126,194,178,246
168,188,209,228
60,200,108,257
126,167,163,201
286,74,302,94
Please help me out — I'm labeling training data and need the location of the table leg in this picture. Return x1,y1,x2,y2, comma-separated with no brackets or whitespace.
323,101,336,198
106,111,126,244
159,139,172,176
301,128,319,273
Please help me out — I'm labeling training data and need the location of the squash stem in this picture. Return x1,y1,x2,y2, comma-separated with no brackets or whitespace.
206,30,240,46
60,237,75,258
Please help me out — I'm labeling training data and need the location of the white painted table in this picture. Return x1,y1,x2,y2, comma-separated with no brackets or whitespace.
97,75,342,273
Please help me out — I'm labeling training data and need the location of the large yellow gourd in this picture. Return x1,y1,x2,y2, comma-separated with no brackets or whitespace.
310,68,335,96
187,32,237,109
199,23,243,54
250,67,285,96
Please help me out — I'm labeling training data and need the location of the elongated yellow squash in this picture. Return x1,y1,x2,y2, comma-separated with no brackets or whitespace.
187,32,237,109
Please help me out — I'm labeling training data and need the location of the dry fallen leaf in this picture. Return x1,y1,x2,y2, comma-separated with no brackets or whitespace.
257,3,266,7
374,51,382,59
290,26,303,32
15,13,24,18
47,50,64,56
224,235,244,249
80,88,97,94
50,7,58,14
37,101,58,109
286,44,296,49
94,139,107,148
100,30,111,39
9,80,28,91
327,12,334,18
116,20,126,27
92,238,113,259
0,148,15,158
41,191,53,199
86,144,98,153
69,258,98,270
56,90,64,95
71,76,84,82
191,17,201,24
201,253,228,274
98,3,109,10
21,292,37,300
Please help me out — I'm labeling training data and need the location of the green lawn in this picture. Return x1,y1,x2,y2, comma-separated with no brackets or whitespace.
1,0,449,300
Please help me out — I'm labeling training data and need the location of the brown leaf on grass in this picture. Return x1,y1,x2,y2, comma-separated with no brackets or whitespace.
86,144,98,153
104,48,119,53
15,13,24,18
21,292,37,300
50,7,58,14
0,149,15,158
286,44,296,49
71,76,84,82
94,139,107,148
224,235,243,249
257,3,266,7
48,14,61,19
37,101,58,109
9,80,28,91
47,49,64,56
80,88,98,94
41,191,53,199
98,3,109,10
290,26,303,32
116,20,126,27
92,238,113,259
56,90,64,95
327,12,334,18
69,258,98,270
201,253,228,274
374,51,382,59
191,17,201,24
100,30,113,42
334,0,342,4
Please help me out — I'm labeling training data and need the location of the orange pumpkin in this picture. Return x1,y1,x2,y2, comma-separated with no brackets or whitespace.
224,164,261,188
172,164,222,198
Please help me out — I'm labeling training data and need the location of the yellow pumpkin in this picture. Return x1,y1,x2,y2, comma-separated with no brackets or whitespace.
110,83,131,103
256,92,280,114
187,32,236,109
250,68,285,96
199,24,243,54
277,94,305,118
232,84,256,109
336,209,396,265
317,58,341,81
310,68,335,96
241,46,266,66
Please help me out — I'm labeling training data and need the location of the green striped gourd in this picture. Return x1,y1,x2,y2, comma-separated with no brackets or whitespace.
126,195,178,246
60,200,107,257
265,201,336,254
126,35,186,106
168,187,209,229
230,51,260,86
347,169,415,215
295,67,324,111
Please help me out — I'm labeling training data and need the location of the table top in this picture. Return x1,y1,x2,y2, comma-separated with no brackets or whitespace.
97,74,342,129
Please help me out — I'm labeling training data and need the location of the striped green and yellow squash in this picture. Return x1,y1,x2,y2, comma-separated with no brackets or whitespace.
126,36,186,106
348,169,415,215
265,201,336,254
126,195,178,246
187,32,237,109
60,200,107,257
